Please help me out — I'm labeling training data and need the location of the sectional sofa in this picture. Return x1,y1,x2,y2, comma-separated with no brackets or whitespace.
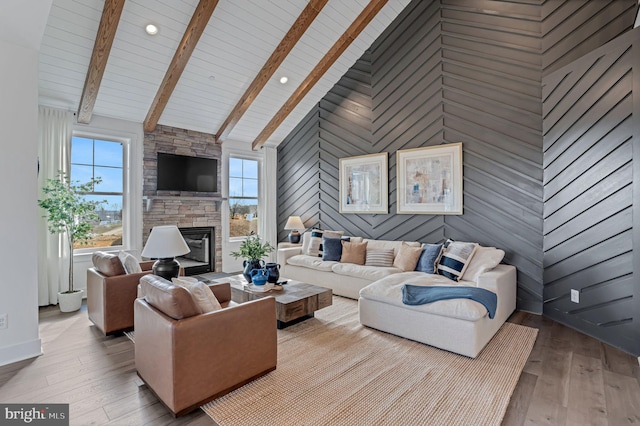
277,233,516,357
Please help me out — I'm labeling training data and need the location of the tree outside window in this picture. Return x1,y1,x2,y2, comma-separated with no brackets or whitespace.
71,136,124,249
229,157,258,238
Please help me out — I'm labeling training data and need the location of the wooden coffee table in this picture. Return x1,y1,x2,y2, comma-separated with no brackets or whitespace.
213,274,332,329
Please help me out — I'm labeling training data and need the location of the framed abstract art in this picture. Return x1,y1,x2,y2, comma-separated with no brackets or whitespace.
396,143,462,215
339,153,388,214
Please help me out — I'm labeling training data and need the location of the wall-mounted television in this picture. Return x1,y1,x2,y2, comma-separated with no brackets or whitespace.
157,152,218,193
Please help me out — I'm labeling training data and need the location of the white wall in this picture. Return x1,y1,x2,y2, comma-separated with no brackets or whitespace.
70,115,144,294
0,39,43,366
221,141,277,273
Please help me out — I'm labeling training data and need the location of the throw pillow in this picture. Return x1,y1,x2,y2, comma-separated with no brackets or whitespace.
437,240,478,281
305,229,344,257
305,229,324,256
415,243,444,274
92,251,125,276
301,231,313,254
118,251,142,274
393,242,423,271
322,236,350,261
319,230,344,257
172,277,222,313
340,241,367,265
365,249,394,267
461,246,505,282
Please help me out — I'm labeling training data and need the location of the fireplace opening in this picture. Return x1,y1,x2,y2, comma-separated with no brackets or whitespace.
177,227,215,276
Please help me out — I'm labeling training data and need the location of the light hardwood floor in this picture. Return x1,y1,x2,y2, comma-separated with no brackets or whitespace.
0,300,638,425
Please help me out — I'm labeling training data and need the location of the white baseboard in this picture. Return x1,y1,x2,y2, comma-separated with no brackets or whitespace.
0,339,42,367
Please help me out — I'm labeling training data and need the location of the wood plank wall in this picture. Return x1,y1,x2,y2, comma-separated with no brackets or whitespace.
542,27,639,356
371,1,446,242
439,0,545,313
277,106,321,243
277,0,635,337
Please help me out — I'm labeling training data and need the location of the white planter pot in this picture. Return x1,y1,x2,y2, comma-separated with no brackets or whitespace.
58,290,83,312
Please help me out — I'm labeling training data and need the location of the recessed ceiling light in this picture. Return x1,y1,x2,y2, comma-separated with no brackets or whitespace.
145,24,158,35
279,76,288,84
208,75,215,81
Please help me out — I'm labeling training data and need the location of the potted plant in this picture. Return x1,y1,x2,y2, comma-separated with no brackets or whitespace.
230,232,274,283
38,171,105,312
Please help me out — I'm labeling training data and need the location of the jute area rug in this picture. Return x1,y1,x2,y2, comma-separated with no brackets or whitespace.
200,297,537,426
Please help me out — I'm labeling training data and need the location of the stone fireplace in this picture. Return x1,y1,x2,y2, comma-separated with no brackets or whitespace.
143,125,222,272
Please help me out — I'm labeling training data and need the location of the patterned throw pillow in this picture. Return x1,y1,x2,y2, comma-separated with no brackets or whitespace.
365,249,394,267
306,230,324,257
437,240,478,281
415,243,444,274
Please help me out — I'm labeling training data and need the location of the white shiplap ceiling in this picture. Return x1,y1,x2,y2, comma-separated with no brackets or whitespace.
38,0,411,147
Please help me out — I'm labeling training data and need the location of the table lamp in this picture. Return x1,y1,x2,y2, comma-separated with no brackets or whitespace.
141,225,190,280
284,216,305,244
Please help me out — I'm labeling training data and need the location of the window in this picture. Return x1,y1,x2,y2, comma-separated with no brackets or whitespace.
71,136,124,249
229,157,258,238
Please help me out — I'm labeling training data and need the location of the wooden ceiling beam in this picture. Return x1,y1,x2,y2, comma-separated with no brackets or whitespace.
76,0,125,124
251,0,389,150
143,0,219,133
215,0,329,144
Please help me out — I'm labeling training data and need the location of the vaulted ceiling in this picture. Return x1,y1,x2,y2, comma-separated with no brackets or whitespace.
38,0,411,148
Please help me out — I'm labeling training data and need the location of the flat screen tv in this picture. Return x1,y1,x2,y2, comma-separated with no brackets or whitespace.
157,152,218,193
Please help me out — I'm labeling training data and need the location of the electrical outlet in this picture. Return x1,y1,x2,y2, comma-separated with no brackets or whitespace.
570,289,579,304
0,313,7,330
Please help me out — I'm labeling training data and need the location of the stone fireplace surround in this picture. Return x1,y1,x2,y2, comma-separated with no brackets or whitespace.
143,125,222,272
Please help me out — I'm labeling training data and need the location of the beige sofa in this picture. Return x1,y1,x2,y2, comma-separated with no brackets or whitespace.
278,238,421,299
277,235,517,357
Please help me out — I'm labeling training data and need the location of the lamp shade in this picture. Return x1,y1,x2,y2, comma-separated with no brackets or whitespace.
141,225,190,259
284,216,305,231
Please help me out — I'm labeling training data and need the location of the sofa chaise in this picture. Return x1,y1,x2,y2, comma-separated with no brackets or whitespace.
358,265,516,357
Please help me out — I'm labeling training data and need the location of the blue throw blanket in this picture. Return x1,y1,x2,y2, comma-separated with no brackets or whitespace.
401,285,498,319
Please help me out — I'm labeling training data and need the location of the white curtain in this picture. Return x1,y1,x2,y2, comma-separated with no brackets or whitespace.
259,146,278,262
37,106,72,306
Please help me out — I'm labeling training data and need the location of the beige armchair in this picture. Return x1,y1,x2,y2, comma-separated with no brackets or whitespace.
134,275,277,417
87,252,154,335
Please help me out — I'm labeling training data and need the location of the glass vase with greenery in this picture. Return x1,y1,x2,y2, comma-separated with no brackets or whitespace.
38,171,105,295
230,232,274,283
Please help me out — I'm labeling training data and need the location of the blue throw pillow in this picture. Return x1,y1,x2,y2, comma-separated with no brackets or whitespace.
322,237,350,261
415,243,443,274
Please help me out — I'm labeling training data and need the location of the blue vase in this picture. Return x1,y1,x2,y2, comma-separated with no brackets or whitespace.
243,260,264,283
251,268,269,286
265,262,280,283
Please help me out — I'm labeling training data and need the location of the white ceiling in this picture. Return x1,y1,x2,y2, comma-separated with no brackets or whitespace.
0,0,52,50
38,0,410,147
